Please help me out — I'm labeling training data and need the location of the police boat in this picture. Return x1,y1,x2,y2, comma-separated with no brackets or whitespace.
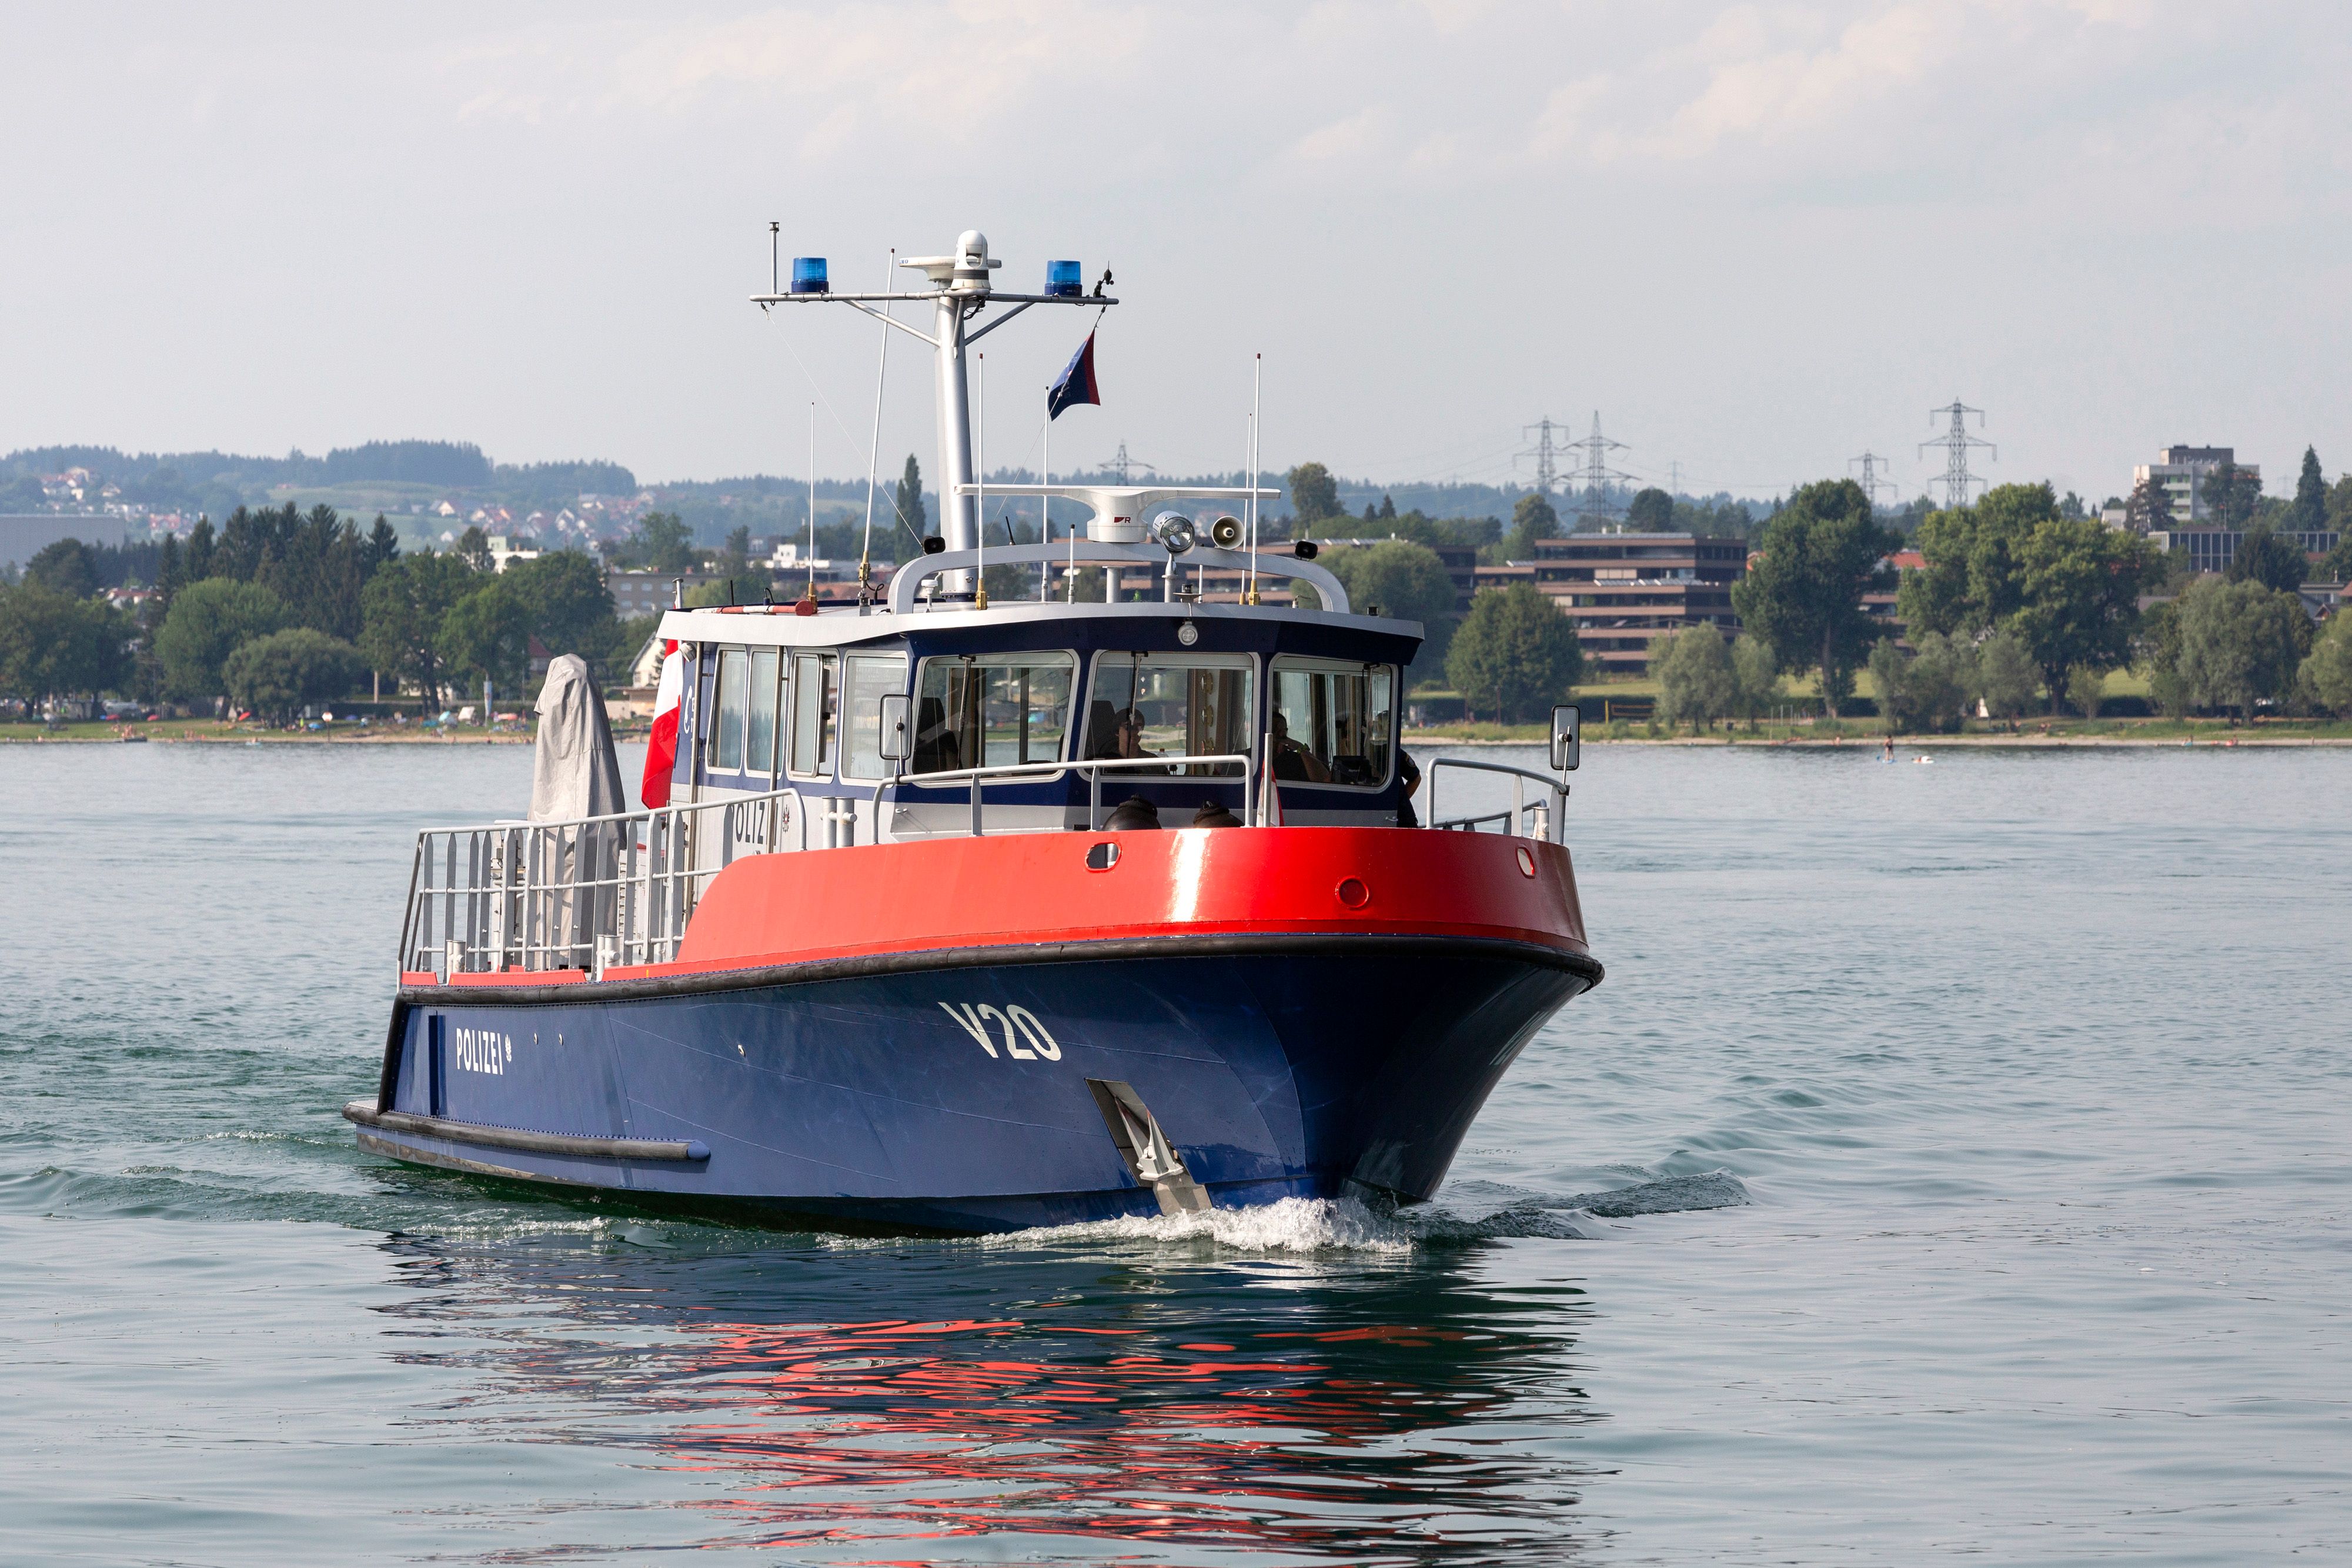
345,231,1601,1232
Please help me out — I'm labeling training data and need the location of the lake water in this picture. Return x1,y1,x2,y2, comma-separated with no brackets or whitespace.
2,740,2346,1565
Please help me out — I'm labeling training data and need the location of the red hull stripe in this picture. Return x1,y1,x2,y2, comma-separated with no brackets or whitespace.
642,827,1587,981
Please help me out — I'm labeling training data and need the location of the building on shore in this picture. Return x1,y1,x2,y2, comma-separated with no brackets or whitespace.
1474,533,1747,677
2132,446,2257,526
2149,526,2340,576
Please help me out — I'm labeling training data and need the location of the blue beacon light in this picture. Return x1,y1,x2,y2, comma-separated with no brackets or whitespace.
1045,259,1083,297
790,256,829,295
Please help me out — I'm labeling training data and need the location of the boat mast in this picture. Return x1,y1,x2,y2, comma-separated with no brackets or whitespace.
753,228,1105,603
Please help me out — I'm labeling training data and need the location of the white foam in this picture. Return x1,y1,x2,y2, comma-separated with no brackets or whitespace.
984,1196,1415,1255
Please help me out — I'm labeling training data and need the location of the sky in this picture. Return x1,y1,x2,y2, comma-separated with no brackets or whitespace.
5,1,2348,503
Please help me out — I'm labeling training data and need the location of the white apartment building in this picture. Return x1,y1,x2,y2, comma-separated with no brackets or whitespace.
2131,446,2257,525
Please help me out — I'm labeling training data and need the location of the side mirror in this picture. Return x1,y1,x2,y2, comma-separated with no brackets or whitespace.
877,692,911,764
1550,703,1581,771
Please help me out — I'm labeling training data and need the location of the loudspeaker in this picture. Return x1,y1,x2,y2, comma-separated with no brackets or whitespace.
1208,514,1243,549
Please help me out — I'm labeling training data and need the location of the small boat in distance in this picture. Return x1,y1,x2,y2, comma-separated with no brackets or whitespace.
345,230,1602,1232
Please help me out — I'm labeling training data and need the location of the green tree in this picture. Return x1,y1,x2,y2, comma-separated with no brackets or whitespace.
2011,514,2160,708
632,511,696,575
2176,577,2311,720
1504,491,1559,559
0,581,133,707
438,576,532,700
1444,584,1584,723
1655,623,1733,731
455,524,494,573
223,628,366,726
153,578,293,704
1285,462,1340,533
892,455,929,541
1867,637,1912,732
503,550,618,658
2303,612,2352,717
1977,630,2038,721
24,539,98,599
1322,540,1459,681
366,516,400,572
2200,460,2262,530
2320,534,2352,585
2125,473,2174,533
2291,447,2327,533
1728,478,1897,717
2227,523,2307,593
1903,631,1977,733
2066,666,2106,720
1729,633,1780,727
359,550,474,709
1626,487,1674,532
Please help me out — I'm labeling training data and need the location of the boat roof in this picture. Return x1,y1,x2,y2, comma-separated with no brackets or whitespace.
657,597,1425,653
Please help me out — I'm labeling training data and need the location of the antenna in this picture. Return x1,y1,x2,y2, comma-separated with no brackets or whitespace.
973,351,987,610
770,222,780,296
1563,410,1636,531
804,402,817,607
1849,451,1897,508
1920,399,1994,510
1518,416,1566,494
858,249,893,609
1247,353,1262,606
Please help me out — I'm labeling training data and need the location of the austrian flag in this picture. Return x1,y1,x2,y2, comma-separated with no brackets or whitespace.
640,640,684,808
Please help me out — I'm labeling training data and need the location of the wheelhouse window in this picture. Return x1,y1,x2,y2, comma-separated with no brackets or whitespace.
747,648,780,777
910,652,1077,775
708,648,747,771
1083,654,1254,777
842,653,911,780
789,652,837,777
1269,658,1394,788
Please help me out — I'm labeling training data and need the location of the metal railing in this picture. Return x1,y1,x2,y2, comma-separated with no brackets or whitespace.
399,750,1559,979
400,786,796,978
1425,757,1567,841
888,753,1258,834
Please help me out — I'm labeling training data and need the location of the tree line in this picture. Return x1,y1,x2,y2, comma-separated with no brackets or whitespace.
1,503,642,725
1649,460,2352,733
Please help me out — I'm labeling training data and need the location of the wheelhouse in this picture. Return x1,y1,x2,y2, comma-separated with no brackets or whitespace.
667,591,1424,844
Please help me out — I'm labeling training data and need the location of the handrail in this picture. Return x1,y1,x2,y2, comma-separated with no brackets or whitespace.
1425,757,1568,842
886,539,1354,616
401,785,800,978
890,752,1257,834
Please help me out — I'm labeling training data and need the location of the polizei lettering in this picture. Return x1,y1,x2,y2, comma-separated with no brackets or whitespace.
938,1002,1061,1062
452,1025,514,1076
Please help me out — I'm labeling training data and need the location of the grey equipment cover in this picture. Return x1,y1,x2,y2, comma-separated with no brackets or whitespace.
529,654,626,824
525,654,626,967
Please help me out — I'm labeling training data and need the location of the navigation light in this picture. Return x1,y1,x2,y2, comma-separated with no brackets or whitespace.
790,256,830,295
1045,259,1083,297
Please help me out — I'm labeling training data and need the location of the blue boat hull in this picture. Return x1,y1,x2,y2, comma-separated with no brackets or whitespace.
356,935,1599,1233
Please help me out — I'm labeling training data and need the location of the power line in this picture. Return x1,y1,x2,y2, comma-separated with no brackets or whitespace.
1108,440,1155,485
1919,399,1994,510
1563,410,1638,530
1849,450,1897,508
1516,416,1567,494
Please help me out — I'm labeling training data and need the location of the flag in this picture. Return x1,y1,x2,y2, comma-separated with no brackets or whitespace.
1047,330,1099,420
640,641,683,808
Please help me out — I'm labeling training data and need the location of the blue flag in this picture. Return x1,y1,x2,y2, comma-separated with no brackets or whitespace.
1047,330,1099,420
